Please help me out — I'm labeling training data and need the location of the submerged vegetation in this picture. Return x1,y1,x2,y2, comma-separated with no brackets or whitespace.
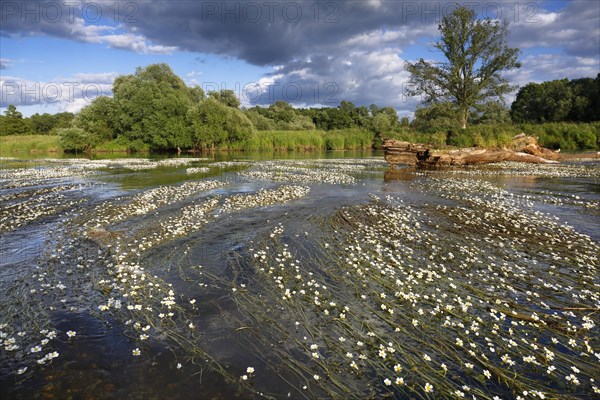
1,155,599,398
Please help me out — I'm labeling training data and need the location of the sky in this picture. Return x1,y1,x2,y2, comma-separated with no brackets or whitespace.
0,0,599,118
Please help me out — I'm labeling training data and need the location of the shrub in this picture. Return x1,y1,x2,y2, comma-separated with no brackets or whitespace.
58,128,98,153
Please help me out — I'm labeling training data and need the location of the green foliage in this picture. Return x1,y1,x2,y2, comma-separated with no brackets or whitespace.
245,110,276,130
511,74,600,123
26,112,74,135
0,135,61,156
1,105,30,136
226,129,373,152
371,113,392,135
324,129,374,150
519,122,599,150
58,127,98,152
208,89,240,108
73,97,117,142
187,98,254,149
246,102,317,131
94,136,149,153
475,101,512,125
405,6,520,128
411,103,461,130
111,63,200,150
228,130,325,151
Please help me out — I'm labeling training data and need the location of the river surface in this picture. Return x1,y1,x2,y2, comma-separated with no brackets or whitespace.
0,152,599,399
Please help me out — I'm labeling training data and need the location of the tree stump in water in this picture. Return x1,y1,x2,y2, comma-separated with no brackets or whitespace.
383,134,560,167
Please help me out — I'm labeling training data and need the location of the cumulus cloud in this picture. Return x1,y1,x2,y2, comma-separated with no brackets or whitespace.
506,54,599,86
509,1,600,57
2,0,598,111
0,73,114,111
0,1,176,54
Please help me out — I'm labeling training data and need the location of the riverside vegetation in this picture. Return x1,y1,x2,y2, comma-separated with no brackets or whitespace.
1,65,598,156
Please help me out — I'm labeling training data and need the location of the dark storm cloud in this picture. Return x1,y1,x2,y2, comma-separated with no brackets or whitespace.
509,0,600,58
1,1,598,111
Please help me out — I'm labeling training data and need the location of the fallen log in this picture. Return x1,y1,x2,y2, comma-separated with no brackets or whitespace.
384,134,560,167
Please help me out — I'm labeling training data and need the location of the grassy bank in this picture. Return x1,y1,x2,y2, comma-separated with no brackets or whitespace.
0,135,62,156
2,123,598,157
389,122,600,150
223,129,375,151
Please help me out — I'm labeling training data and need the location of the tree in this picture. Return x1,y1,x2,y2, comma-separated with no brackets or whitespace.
28,113,55,134
73,97,117,142
111,64,201,150
372,113,392,135
1,105,29,136
208,89,240,108
26,112,74,135
58,127,98,153
511,75,600,123
411,102,462,130
187,98,254,149
475,101,511,125
405,6,520,128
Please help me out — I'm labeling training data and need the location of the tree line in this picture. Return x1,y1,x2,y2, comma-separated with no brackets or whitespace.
0,105,74,136
1,65,598,151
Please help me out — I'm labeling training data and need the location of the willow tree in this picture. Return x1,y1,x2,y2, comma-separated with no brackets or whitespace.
405,6,520,129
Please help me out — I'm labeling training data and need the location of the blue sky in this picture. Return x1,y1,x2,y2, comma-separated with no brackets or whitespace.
1,0,598,117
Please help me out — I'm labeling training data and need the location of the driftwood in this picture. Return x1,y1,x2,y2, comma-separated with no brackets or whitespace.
384,134,561,167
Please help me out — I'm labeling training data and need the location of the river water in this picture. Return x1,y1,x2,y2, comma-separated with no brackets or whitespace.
0,152,598,399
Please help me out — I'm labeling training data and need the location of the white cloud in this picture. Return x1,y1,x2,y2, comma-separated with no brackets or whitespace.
62,97,91,113
0,74,113,110
0,58,15,69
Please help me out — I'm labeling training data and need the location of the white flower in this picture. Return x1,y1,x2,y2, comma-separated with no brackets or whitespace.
17,367,28,375
424,382,433,392
132,348,141,356
66,331,76,338
177,363,182,369
483,369,491,379
396,377,404,385
313,374,320,381
384,378,392,386
241,374,248,380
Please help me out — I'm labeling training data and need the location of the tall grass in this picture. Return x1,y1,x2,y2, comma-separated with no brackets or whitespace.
387,123,599,150
0,135,62,156
226,129,373,151
1,123,598,156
